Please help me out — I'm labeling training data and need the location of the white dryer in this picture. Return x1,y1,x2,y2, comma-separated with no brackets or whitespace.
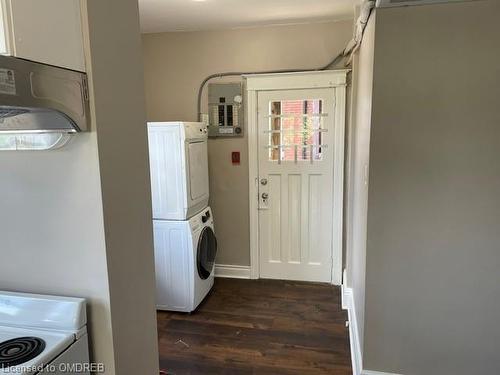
148,121,209,220
153,208,217,312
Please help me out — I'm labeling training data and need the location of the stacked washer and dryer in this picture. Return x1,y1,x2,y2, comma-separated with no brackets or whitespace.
147,122,217,312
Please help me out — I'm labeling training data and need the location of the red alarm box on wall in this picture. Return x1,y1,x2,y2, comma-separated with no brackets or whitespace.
232,151,240,165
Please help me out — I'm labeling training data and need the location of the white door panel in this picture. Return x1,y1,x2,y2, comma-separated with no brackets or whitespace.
258,89,334,282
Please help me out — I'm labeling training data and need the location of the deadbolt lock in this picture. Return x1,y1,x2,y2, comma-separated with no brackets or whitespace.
260,178,268,186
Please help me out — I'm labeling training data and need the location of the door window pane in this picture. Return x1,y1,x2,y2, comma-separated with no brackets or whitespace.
268,99,325,161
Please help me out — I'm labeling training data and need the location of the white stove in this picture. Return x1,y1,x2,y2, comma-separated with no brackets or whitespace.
0,291,90,374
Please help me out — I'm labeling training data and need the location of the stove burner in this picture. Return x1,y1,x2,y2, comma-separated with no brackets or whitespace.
0,337,46,368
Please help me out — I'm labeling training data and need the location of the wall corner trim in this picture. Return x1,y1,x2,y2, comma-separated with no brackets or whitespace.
215,264,251,279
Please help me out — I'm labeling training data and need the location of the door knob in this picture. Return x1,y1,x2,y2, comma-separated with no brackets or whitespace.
261,193,269,200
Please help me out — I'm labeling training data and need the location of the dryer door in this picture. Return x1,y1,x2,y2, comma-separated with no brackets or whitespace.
187,140,209,202
197,227,217,280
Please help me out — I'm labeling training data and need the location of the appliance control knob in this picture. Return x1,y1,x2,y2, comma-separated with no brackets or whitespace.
202,211,210,223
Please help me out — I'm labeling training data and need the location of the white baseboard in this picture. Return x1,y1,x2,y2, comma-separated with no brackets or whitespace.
342,284,363,375
214,264,251,279
342,279,402,375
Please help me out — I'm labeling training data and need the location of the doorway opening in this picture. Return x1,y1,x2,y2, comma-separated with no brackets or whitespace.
246,71,348,285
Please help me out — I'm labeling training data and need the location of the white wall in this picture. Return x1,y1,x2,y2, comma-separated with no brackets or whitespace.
344,11,376,360
142,20,353,266
0,113,115,370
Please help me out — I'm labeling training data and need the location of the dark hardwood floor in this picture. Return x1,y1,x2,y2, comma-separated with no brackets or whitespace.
157,278,352,375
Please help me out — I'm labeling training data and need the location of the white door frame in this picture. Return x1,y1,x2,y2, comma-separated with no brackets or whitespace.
245,70,349,285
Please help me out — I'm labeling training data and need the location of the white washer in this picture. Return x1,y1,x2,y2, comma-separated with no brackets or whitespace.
148,121,209,221
153,208,217,312
0,291,90,375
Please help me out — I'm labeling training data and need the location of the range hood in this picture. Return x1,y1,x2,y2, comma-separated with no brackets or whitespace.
0,55,90,150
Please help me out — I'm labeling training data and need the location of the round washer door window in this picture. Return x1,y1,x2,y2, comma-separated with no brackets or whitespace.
197,227,217,280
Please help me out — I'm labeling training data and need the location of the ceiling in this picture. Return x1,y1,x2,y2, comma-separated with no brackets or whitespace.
138,0,357,33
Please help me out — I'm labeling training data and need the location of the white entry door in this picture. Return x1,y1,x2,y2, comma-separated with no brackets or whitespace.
257,88,335,282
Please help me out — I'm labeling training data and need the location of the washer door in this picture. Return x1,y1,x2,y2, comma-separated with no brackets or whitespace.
197,226,217,280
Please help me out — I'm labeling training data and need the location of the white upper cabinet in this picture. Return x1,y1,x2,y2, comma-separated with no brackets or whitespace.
0,0,86,72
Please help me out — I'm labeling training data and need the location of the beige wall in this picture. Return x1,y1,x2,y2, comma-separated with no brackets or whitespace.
345,10,376,358
0,1,159,374
364,1,500,374
85,0,159,374
142,20,353,266
0,134,115,370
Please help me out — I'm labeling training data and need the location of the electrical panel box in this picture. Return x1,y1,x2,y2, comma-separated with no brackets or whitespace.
208,82,243,137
